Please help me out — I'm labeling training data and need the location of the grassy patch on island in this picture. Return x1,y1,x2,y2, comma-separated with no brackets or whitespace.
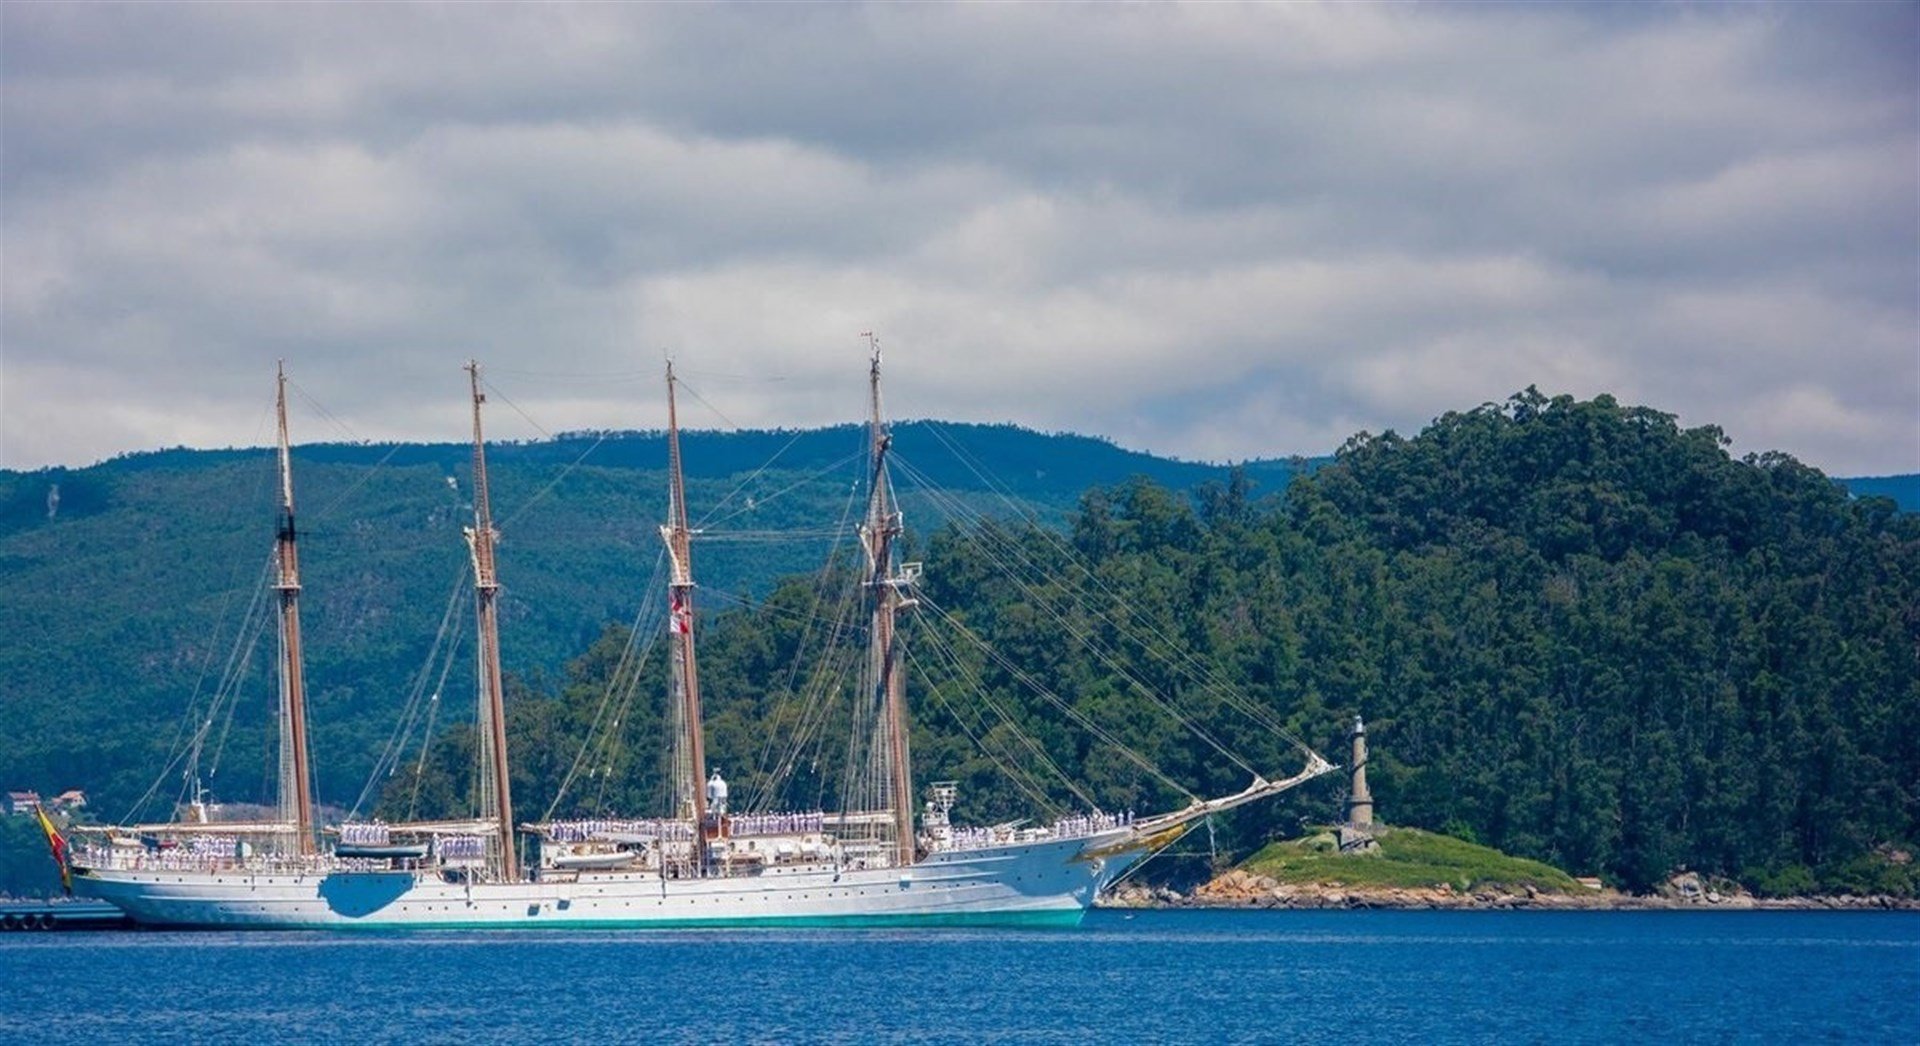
1242,826,1585,894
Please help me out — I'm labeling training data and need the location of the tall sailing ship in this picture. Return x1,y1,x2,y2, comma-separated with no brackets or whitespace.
71,351,1332,929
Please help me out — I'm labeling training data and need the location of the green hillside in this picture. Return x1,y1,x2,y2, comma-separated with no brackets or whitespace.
1244,825,1584,894
1,395,1915,903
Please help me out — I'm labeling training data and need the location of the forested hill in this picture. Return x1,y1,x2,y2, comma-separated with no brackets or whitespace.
1,398,1914,900
1256,393,1919,893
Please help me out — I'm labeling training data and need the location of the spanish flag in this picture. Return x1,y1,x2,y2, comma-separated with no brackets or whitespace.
33,804,71,896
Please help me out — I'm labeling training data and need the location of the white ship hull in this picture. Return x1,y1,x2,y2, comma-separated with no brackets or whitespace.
74,830,1143,930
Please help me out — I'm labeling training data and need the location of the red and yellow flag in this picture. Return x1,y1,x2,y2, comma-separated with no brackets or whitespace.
33,804,71,895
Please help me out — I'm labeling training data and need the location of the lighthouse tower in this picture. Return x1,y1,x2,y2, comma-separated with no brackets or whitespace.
1345,715,1373,829
1339,715,1378,852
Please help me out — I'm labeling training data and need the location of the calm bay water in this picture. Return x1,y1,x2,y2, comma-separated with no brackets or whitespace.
3,909,1914,1043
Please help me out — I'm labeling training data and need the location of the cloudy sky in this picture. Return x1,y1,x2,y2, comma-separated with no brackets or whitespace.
2,2,1914,475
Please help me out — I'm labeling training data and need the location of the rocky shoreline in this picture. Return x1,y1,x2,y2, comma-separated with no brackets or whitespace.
1102,870,1919,911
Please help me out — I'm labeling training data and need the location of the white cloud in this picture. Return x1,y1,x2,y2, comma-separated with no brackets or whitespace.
1,2,1913,475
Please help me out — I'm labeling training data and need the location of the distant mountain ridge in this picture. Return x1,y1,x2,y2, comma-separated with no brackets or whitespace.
1835,473,1920,513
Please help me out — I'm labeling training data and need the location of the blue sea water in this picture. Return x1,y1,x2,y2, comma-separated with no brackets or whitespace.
2,909,1915,1044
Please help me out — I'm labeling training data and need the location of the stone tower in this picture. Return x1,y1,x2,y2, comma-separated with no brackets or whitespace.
1345,715,1373,829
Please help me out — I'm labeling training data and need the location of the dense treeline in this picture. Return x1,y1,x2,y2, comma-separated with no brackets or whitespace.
3,395,1914,898
386,390,1917,897
1281,391,1919,893
974,390,1916,893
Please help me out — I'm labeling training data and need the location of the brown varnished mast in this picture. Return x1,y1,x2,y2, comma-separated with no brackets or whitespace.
464,361,518,881
861,338,916,866
273,362,317,856
662,361,710,871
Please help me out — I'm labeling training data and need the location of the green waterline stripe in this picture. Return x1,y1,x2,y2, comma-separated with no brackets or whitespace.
149,908,1089,932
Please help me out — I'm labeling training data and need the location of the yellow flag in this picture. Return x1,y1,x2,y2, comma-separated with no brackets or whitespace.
33,804,72,895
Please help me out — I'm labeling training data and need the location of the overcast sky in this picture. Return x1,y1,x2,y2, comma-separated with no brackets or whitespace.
2,2,1914,476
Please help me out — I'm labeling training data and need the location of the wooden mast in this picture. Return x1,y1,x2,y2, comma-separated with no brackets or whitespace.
860,336,916,867
661,361,710,872
273,361,316,856
463,361,518,882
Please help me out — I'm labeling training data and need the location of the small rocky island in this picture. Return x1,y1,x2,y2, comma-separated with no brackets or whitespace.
1105,719,1915,912
1103,824,1912,911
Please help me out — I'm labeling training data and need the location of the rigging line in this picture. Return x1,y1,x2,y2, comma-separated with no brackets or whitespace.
904,625,1079,814
486,365,659,380
496,430,608,531
403,649,455,823
912,612,1096,812
276,378,406,533
751,609,862,813
544,614,646,819
480,376,556,440
751,587,865,812
140,387,280,821
287,380,364,444
571,558,670,818
747,475,872,812
176,558,277,810
910,616,1087,810
696,447,869,532
757,616,853,804
742,478,867,810
673,377,740,431
907,647,1063,818
204,601,271,781
310,441,406,524
674,366,805,383
897,492,1257,778
916,592,1197,800
544,553,670,820
173,554,275,768
689,426,811,531
166,485,272,753
349,568,470,818
582,629,657,818
124,565,265,826
914,424,1307,746
142,457,276,820
696,528,856,543
895,452,1295,759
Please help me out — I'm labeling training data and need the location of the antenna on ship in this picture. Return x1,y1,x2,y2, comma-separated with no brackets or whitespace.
274,361,317,856
464,360,519,882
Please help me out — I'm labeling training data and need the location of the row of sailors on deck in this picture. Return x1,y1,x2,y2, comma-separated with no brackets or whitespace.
543,818,696,844
728,811,827,837
339,822,391,846
1048,810,1134,838
436,835,487,859
936,810,1134,851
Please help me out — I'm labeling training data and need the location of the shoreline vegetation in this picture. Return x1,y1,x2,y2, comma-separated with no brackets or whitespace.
1101,825,1919,912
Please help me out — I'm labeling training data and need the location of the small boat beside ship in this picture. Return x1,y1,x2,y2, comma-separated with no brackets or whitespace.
70,349,1331,929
